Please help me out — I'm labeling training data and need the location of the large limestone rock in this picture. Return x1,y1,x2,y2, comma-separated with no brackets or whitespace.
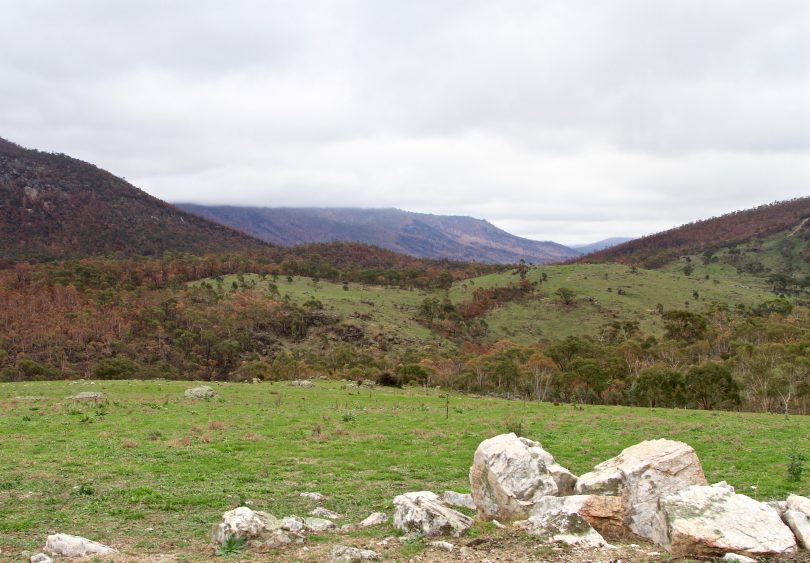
44,534,116,557
393,491,473,537
516,508,609,548
651,484,797,557
575,439,706,540
184,386,215,399
529,495,624,536
469,433,577,520
784,509,810,549
442,491,476,510
211,506,284,545
788,493,810,516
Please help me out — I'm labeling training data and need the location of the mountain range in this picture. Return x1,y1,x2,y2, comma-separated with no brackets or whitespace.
175,204,580,264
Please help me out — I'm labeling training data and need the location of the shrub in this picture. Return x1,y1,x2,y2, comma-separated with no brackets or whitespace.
93,356,138,379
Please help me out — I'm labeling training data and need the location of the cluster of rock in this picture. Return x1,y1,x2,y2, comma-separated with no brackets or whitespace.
464,433,806,559
183,385,215,399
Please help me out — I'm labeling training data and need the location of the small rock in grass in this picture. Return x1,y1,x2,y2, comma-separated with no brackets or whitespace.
300,491,326,502
68,391,106,402
360,512,388,527
329,545,381,562
288,380,314,388
429,540,455,552
30,554,52,563
304,517,336,533
44,534,116,557
183,386,215,399
311,507,342,519
281,516,306,533
442,491,476,510
211,506,283,545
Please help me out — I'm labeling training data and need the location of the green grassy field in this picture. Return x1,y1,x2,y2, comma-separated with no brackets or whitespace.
1,380,807,560
202,261,777,352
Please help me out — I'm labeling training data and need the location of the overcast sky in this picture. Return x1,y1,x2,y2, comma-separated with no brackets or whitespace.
1,1,809,245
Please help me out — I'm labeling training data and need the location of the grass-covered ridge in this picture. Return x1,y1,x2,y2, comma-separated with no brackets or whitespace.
1,380,807,559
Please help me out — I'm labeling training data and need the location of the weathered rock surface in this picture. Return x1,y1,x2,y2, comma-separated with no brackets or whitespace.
360,512,388,527
469,433,577,520
184,386,215,399
442,491,476,510
329,545,381,562
651,484,797,557
788,493,810,516
29,554,52,563
721,554,757,563
784,509,810,549
288,379,314,388
280,516,306,533
529,494,624,536
429,540,455,552
575,439,707,540
211,506,282,545
300,491,326,502
69,391,106,402
393,491,473,537
516,508,608,548
311,507,342,519
44,534,116,557
304,517,336,532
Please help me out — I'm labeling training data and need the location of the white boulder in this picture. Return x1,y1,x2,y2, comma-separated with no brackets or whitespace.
393,491,473,537
529,495,624,536
184,386,215,399
30,554,53,563
575,439,707,540
722,554,757,563
651,484,797,557
442,491,476,510
784,509,810,549
788,493,810,516
469,433,577,520
360,512,388,527
280,516,306,533
516,508,609,548
311,507,341,519
44,534,116,557
300,491,326,502
304,517,336,532
211,506,283,545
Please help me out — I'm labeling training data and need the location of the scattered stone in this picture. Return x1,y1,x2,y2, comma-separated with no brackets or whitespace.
651,484,797,557
183,386,215,399
784,509,810,549
360,512,388,527
68,391,106,402
442,491,476,510
393,491,474,537
576,438,707,540
281,516,306,533
304,517,336,533
722,554,757,563
329,545,381,562
516,508,608,548
311,507,342,519
211,506,283,545
251,378,261,384
491,520,505,529
300,491,326,502
288,380,314,388
529,495,624,536
44,534,116,557
360,379,376,387
29,554,52,563
469,433,577,520
429,540,455,551
376,537,396,547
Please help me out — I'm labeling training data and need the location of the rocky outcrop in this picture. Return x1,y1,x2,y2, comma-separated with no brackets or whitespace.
184,386,215,399
516,508,609,548
651,484,797,557
44,534,116,557
469,433,577,520
393,491,473,537
575,439,706,540
211,507,286,546
529,495,624,536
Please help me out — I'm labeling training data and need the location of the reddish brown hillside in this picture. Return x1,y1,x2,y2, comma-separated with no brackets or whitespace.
0,137,270,262
580,197,810,267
